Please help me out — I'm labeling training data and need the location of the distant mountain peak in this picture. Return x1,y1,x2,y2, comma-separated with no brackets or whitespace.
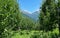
21,10,32,14
21,10,40,21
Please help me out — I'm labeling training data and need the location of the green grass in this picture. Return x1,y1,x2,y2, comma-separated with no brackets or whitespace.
11,29,59,38
11,31,31,38
11,30,41,38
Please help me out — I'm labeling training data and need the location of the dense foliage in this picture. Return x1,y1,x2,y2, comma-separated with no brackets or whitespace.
0,0,22,38
39,0,59,31
11,29,59,38
0,0,60,38
0,0,39,38
57,0,60,36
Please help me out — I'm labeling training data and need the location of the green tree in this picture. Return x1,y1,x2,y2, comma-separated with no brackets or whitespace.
39,0,57,31
0,0,22,37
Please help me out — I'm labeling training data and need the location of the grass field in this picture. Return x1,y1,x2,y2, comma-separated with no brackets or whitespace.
11,28,59,38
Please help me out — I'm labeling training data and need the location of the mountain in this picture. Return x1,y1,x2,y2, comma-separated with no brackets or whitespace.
31,10,40,20
21,10,32,18
21,10,40,21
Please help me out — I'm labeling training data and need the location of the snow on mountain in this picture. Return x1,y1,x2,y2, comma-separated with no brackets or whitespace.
21,10,40,21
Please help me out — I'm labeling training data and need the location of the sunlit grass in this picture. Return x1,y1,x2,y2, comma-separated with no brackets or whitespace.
11,29,59,38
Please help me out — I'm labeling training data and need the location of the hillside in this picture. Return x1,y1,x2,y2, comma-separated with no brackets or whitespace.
21,10,40,21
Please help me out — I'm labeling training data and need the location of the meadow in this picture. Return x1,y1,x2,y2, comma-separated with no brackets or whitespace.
6,28,59,38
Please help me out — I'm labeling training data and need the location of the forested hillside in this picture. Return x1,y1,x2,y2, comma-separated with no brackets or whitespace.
0,0,60,38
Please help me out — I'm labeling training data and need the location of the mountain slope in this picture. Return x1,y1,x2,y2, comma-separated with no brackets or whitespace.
21,10,40,21
31,10,40,20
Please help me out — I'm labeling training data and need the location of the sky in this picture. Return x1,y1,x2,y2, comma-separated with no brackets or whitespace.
18,0,42,13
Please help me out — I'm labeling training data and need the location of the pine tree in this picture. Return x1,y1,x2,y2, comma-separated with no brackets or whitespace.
39,0,57,31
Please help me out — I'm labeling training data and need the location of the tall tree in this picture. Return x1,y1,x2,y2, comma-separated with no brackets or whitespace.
39,0,57,31
0,0,22,37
